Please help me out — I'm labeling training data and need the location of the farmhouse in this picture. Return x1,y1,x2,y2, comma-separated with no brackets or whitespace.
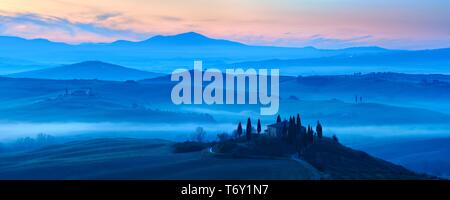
267,120,288,137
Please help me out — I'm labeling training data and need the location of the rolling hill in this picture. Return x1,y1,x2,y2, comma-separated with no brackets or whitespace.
0,137,431,180
354,137,450,179
0,96,214,123
279,72,450,113
8,61,162,81
300,137,431,179
0,73,449,179
1,74,450,125
0,138,319,180
2,72,450,125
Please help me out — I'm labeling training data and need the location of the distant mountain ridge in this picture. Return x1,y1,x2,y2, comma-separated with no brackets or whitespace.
0,32,245,48
8,61,162,81
112,32,244,46
0,36,69,48
1,32,450,75
229,48,450,68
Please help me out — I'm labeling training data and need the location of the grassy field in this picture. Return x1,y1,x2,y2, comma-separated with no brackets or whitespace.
0,138,319,180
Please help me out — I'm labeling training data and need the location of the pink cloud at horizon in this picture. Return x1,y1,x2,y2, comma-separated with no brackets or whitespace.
0,0,449,49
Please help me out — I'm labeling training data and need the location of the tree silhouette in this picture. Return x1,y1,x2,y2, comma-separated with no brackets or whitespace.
296,114,301,127
288,116,298,144
332,134,339,143
288,117,293,143
305,126,309,145
237,122,243,138
246,118,252,141
257,119,261,135
307,125,314,145
192,127,206,142
282,123,288,139
316,121,323,139
276,115,281,123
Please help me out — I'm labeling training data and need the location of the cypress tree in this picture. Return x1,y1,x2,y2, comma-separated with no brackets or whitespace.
306,126,309,144
246,118,252,140
307,125,314,145
237,122,243,138
288,117,294,143
257,119,262,135
296,114,302,141
282,123,288,139
276,115,281,123
316,121,323,139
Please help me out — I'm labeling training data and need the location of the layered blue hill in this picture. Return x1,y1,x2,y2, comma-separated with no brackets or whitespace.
2,32,449,74
229,48,450,68
7,61,162,81
2,72,450,125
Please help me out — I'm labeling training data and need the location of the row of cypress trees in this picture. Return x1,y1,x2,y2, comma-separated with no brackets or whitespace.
280,114,322,149
235,114,323,146
236,118,262,141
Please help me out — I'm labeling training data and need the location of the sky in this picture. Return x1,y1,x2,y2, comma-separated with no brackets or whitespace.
0,0,449,49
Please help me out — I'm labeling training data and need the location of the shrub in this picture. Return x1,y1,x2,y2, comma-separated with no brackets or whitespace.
217,132,230,142
215,140,238,154
173,141,210,153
